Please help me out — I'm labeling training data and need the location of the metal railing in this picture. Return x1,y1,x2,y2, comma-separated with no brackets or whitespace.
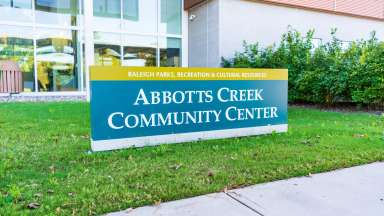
0,70,23,93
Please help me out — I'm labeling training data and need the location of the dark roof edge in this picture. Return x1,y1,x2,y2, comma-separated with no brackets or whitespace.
184,0,206,10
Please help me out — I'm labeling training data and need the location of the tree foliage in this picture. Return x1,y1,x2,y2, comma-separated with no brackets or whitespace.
222,28,384,106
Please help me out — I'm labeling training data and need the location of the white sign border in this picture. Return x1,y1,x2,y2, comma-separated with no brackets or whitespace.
91,124,288,152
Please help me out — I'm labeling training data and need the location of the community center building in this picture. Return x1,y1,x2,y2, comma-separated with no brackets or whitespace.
0,0,383,100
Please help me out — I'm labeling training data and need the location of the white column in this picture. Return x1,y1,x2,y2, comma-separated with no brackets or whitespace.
84,0,94,101
182,8,189,67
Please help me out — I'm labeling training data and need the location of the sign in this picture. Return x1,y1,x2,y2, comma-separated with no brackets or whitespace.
90,67,288,151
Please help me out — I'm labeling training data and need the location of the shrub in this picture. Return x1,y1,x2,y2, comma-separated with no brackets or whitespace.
222,28,384,106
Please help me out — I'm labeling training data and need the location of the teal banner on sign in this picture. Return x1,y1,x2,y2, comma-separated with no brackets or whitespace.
90,67,288,151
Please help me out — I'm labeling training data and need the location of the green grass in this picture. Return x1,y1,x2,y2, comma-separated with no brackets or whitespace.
1,103,383,215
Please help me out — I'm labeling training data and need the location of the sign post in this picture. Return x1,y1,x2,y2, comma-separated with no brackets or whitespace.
90,67,288,151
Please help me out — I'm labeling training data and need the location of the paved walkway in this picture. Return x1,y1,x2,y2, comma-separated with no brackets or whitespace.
108,162,384,216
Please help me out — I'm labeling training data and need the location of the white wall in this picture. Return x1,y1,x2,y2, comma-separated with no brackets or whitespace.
188,0,221,67
219,0,384,60
188,0,384,67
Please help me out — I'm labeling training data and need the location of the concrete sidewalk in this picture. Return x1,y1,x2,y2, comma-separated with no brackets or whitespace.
108,162,384,216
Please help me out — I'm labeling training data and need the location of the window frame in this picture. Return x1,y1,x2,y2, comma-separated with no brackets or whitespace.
122,0,138,21
0,0,85,93
92,0,183,67
0,0,184,93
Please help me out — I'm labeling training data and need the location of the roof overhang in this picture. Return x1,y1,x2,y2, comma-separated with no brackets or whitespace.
184,0,206,10
184,0,384,21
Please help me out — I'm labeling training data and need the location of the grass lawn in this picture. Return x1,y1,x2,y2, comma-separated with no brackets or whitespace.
1,103,383,215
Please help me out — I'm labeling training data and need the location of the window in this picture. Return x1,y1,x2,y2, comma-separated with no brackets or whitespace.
0,0,10,6
93,0,120,18
35,0,80,26
121,0,157,34
123,0,138,21
0,25,35,92
93,0,182,68
0,0,33,22
122,35,156,67
0,0,31,8
93,0,121,31
160,37,181,67
36,28,80,91
13,0,32,8
160,0,181,35
94,32,121,66
36,0,78,14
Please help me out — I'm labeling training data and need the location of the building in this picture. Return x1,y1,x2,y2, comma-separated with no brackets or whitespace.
0,0,383,100
0,0,188,100
187,0,384,67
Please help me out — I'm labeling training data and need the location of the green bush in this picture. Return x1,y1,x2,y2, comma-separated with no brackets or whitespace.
222,28,384,106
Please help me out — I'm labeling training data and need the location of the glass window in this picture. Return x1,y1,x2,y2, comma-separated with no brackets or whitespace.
122,35,156,67
93,0,120,18
94,32,121,66
123,0,138,21
35,0,80,26
91,0,183,68
0,0,11,6
160,0,181,35
0,0,33,22
122,0,157,34
0,0,31,7
36,28,80,92
0,25,35,92
160,37,181,67
13,0,32,8
93,0,121,31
